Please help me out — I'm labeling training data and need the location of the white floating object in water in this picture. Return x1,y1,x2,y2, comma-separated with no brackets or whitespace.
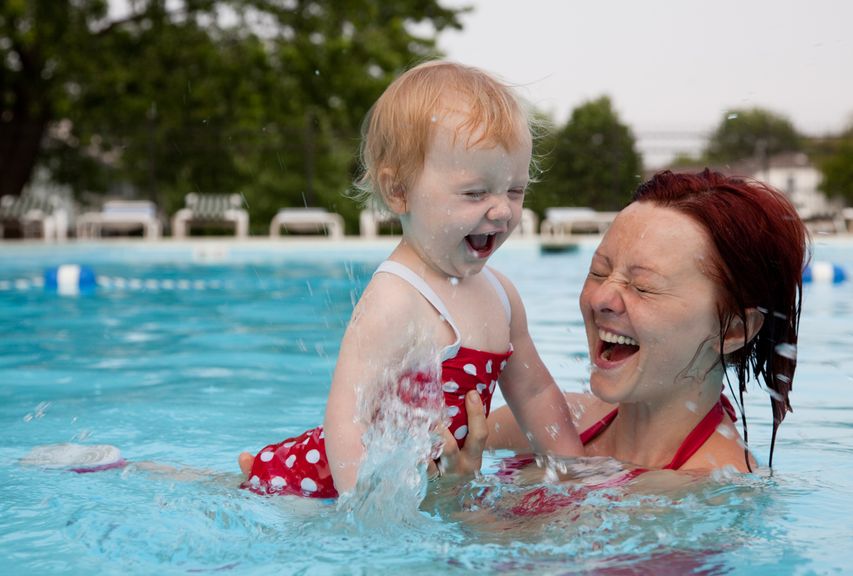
44,264,97,295
803,261,846,284
20,443,126,473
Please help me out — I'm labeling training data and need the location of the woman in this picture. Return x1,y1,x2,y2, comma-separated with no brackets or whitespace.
487,169,808,474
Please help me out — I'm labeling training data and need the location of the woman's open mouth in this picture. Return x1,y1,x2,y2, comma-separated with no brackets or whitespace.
596,329,640,365
465,233,497,258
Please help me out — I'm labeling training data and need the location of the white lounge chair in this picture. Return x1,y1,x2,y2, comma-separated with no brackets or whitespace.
514,208,539,238
269,208,345,239
76,200,162,240
843,208,853,234
540,207,616,236
359,207,537,238
171,193,249,238
0,192,68,241
359,209,400,238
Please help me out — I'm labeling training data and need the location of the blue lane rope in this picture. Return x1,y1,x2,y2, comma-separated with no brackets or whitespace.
0,264,225,294
2,261,847,292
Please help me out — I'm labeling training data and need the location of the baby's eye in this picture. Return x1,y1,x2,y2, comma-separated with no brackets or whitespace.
464,190,487,200
508,187,525,198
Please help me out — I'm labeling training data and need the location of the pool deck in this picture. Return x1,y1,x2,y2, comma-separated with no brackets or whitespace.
0,230,850,265
0,233,599,253
2,228,850,248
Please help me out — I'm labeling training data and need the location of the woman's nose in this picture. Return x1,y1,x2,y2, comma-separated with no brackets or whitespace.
588,280,625,315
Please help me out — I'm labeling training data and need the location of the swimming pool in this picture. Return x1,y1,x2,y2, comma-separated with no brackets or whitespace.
2,238,852,575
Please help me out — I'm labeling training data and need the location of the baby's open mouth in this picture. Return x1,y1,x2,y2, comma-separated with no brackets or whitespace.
465,233,496,256
598,329,640,362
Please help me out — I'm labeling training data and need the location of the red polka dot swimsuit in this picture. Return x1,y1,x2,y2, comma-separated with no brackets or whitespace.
241,261,513,498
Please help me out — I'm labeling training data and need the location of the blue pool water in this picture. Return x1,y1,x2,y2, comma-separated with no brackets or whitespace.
1,239,852,575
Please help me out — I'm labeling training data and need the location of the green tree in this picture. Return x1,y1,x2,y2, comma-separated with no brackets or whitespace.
818,124,853,205
1,0,465,231
529,96,641,213
705,107,801,164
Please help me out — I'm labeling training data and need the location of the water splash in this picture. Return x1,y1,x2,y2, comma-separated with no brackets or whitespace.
22,401,51,422
19,443,126,473
337,330,445,532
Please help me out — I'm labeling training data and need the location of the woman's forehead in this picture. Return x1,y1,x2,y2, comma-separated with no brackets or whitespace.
601,203,713,271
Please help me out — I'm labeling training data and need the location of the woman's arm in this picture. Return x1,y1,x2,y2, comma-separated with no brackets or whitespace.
486,391,606,452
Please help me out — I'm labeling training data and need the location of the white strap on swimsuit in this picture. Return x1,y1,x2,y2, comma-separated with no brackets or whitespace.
373,261,511,361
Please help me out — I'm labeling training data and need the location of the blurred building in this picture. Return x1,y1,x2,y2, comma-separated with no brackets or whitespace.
654,152,841,221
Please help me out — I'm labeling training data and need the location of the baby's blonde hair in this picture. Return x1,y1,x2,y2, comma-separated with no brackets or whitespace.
353,60,534,211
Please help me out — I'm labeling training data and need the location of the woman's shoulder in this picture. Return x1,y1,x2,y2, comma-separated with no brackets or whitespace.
681,418,757,473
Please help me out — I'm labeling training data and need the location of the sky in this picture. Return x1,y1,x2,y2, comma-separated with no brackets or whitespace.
437,0,853,167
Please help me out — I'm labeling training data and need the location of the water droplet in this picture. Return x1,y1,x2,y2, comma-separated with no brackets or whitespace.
715,424,734,439
775,343,797,360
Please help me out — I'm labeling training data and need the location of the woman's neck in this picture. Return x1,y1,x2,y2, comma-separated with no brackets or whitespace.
602,376,724,469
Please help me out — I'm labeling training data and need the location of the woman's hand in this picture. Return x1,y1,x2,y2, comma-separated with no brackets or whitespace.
428,390,489,479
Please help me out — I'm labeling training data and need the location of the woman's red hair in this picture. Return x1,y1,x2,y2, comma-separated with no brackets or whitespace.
632,169,809,467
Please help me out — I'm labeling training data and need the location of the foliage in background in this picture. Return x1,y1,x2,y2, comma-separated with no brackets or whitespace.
818,123,853,205
527,96,642,214
704,107,801,164
4,1,853,236
1,0,465,232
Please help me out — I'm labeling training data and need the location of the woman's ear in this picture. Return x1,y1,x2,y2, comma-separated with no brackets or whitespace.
378,168,407,215
719,308,765,355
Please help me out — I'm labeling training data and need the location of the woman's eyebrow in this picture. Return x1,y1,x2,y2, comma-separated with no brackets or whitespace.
591,251,610,264
628,264,665,279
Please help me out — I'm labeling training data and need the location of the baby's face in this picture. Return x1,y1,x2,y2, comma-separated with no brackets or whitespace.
400,113,532,279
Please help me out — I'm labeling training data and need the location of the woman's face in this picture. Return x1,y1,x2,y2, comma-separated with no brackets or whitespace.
579,202,724,405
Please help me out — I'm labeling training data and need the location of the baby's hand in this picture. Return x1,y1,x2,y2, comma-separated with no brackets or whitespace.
429,391,488,478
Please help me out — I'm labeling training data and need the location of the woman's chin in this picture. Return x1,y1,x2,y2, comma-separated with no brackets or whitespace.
588,379,620,404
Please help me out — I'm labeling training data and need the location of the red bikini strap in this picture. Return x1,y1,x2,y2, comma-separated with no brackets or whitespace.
664,395,733,470
579,408,618,445
720,393,737,421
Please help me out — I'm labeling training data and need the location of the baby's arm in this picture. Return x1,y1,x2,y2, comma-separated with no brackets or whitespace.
491,271,584,457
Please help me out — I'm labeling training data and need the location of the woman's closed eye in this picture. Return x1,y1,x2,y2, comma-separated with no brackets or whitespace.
631,280,665,295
